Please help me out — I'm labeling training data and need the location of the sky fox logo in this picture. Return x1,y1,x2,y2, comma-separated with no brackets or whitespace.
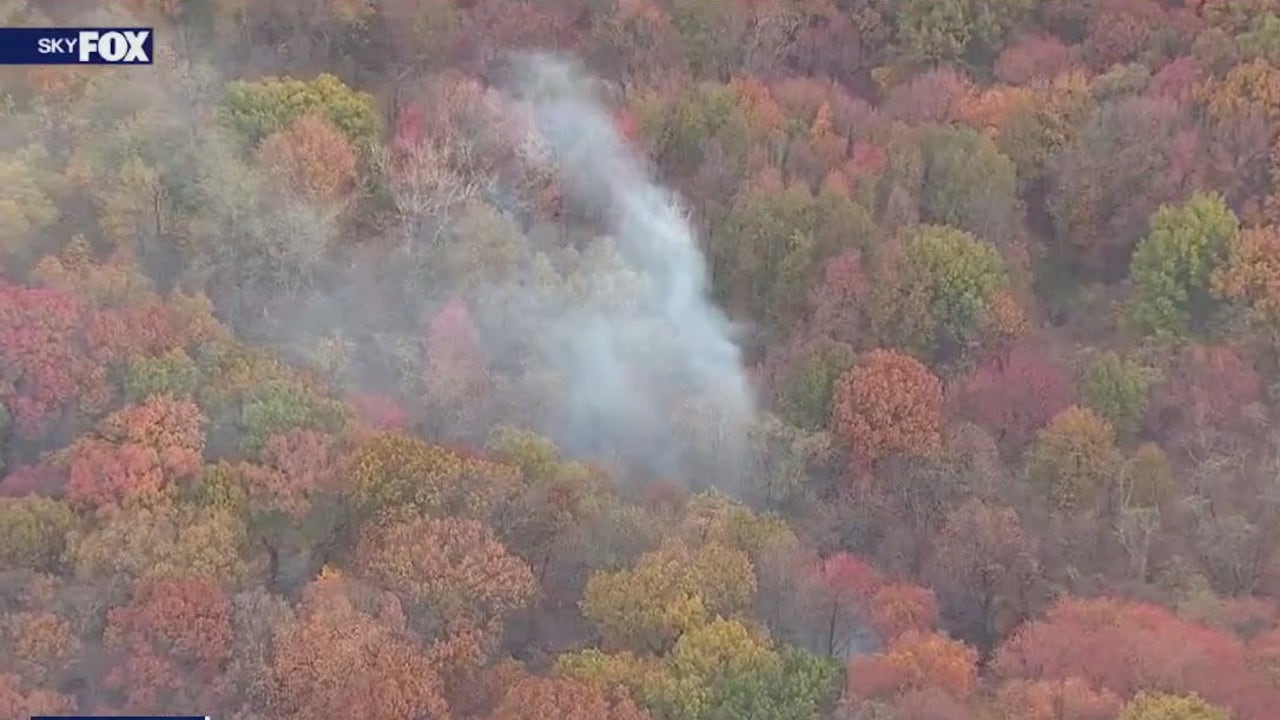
36,29,152,63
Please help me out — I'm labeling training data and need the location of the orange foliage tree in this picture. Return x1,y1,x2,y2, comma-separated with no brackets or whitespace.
830,349,943,471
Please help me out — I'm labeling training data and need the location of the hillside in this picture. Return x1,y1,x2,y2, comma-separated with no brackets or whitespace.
3,1,1280,719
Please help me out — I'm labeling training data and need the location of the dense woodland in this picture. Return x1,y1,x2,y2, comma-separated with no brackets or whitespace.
10,0,1280,718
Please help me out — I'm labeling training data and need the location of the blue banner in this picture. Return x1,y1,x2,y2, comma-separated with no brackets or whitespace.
31,716,207,720
0,28,154,64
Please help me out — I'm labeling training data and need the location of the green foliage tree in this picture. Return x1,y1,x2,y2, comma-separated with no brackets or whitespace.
124,349,201,402
640,618,838,720
219,73,382,153
893,0,1039,66
1129,193,1239,338
918,124,1021,248
240,380,349,454
1080,352,1153,439
875,225,1008,356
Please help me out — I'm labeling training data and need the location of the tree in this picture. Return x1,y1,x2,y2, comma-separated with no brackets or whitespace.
847,630,979,701
123,349,200,402
1049,96,1198,280
581,539,756,654
347,432,521,522
668,0,746,79
868,583,940,643
643,618,838,720
993,678,1123,720
354,515,536,643
918,125,1022,249
1145,344,1263,460
1080,352,1152,439
0,496,76,573
267,573,450,720
948,343,1073,453
927,499,1040,654
0,281,104,441
1083,0,1167,69
0,672,73,718
1129,192,1239,338
1213,224,1280,339
801,551,883,657
890,0,1038,66
992,597,1273,719
65,501,252,590
239,379,350,454
1026,407,1122,516
769,336,857,431
1119,692,1230,720
61,396,205,513
256,113,359,203
218,73,382,152
101,577,234,713
489,672,651,720
872,225,1008,357
995,34,1077,85
830,349,944,469
423,298,494,438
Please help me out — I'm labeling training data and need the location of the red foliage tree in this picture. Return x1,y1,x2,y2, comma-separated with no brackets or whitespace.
101,577,234,713
993,596,1279,719
0,281,103,440
995,34,1077,85
948,343,1074,453
1146,344,1263,459
62,396,205,513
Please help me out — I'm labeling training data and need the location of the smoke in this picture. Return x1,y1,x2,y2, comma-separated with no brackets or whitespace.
466,53,756,483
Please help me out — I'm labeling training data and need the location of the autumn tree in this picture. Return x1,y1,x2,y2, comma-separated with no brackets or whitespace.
891,0,1038,66
995,34,1078,85
948,343,1073,453
101,577,234,713
1213,224,1280,348
1028,405,1122,516
1119,692,1230,720
1129,192,1239,338
581,539,756,654
927,498,1041,654
831,350,943,470
347,432,521,522
1049,96,1198,280
992,678,1123,720
267,573,450,720
0,496,76,573
65,500,252,590
1145,344,1263,460
354,515,536,644
60,396,205,514
993,597,1273,718
847,630,979,702
488,672,652,720
871,225,1008,358
256,113,359,204
868,583,940,643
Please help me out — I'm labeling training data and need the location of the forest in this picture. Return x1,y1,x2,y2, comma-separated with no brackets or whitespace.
6,0,1280,718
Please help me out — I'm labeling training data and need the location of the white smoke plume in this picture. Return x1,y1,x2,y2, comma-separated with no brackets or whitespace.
470,53,756,483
